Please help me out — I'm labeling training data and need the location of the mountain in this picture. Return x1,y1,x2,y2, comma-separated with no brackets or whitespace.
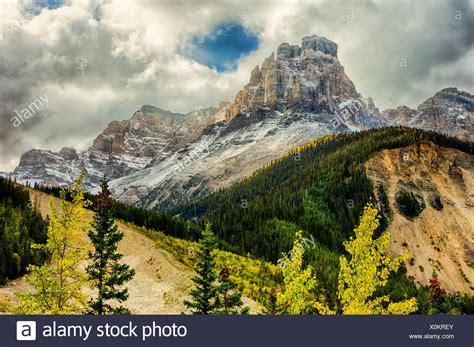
382,88,473,141
167,127,473,296
4,35,473,207
7,105,220,190
109,35,386,208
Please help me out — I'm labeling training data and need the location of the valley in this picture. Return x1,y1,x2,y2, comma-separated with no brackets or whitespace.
0,187,271,314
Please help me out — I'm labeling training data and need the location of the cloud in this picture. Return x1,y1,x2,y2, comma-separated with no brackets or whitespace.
0,0,472,171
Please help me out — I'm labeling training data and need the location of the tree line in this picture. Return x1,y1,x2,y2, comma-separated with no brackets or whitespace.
166,127,473,309
1,174,470,314
33,183,202,241
0,177,48,284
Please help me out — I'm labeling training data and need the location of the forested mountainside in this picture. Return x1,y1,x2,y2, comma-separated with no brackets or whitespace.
17,126,474,313
166,127,473,304
0,178,48,284
0,185,278,314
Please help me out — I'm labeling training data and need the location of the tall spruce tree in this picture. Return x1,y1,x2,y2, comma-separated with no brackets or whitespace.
86,178,135,315
184,223,221,314
217,266,249,314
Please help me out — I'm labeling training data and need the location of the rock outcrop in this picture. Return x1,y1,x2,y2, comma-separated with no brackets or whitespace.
382,88,473,141
366,141,474,293
9,105,219,189
225,35,382,131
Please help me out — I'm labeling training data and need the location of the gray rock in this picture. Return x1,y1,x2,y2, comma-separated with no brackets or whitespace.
277,43,301,58
302,35,338,57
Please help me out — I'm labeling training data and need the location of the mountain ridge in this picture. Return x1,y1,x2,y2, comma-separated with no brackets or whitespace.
3,35,473,208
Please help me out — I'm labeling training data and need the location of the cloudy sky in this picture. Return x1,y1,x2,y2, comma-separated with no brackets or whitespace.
0,0,473,171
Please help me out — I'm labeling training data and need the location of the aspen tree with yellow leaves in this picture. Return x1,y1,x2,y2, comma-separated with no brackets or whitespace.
17,174,90,314
338,203,417,314
277,231,333,315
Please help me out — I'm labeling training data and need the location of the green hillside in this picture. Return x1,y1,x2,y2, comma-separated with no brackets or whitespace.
167,127,473,306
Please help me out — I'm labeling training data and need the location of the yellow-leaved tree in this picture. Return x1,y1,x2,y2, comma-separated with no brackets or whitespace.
338,203,417,314
277,231,334,314
16,174,90,314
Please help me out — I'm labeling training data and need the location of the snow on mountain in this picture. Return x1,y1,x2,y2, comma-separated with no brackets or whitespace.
9,105,219,190
6,36,472,210
107,35,387,208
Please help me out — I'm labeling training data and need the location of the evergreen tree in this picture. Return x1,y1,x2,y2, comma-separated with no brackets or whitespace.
217,266,249,314
0,178,47,285
86,178,135,315
338,203,418,314
184,223,221,314
263,288,279,314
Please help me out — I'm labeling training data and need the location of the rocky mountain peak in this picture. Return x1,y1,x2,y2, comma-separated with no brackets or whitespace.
277,35,338,59
301,35,338,57
382,88,473,141
5,35,472,203
229,35,361,119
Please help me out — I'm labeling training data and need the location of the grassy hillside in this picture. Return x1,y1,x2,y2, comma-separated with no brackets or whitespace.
0,186,280,313
131,223,282,306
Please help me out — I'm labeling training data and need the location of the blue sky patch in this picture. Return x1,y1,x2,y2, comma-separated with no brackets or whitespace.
23,0,64,18
186,22,259,73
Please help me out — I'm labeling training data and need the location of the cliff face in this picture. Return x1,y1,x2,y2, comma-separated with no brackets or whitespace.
226,35,381,130
10,105,218,189
366,141,474,293
382,88,473,141
107,36,387,207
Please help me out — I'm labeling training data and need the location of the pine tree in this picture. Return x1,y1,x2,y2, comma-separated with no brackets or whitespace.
277,231,333,314
17,174,89,314
217,266,249,314
338,203,418,314
184,223,221,314
86,178,135,315
263,288,279,314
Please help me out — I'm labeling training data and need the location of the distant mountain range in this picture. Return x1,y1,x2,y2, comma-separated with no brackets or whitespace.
4,35,473,208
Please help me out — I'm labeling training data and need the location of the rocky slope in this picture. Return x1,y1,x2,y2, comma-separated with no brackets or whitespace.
382,88,473,141
8,105,219,190
366,141,474,293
